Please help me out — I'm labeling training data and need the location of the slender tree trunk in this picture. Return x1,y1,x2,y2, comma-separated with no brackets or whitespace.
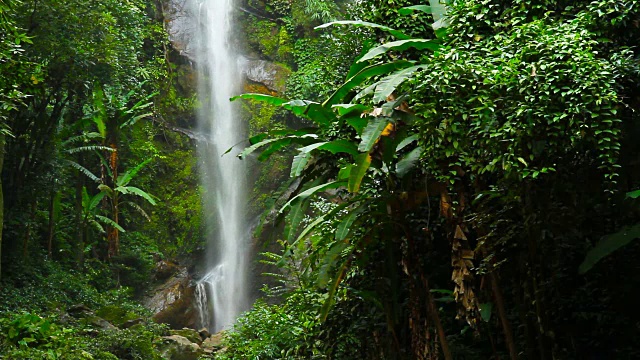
75,172,84,268
0,133,5,280
23,201,36,259
424,276,453,360
47,191,55,258
490,271,519,360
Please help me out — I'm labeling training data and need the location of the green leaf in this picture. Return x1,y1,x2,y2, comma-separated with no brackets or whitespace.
117,159,151,187
398,5,432,15
116,186,156,205
346,117,368,135
290,152,312,177
88,192,106,211
291,202,352,248
230,93,288,106
338,164,352,180
95,215,126,233
626,190,640,199
359,117,390,152
579,223,640,274
317,140,359,156
284,199,308,243
320,254,353,322
64,145,115,154
335,205,365,240
315,20,410,40
239,137,284,159
120,112,152,128
332,103,371,116
324,61,414,106
373,65,424,103
283,100,335,126
396,134,419,152
64,160,100,182
349,153,372,193
280,181,346,213
479,302,493,322
317,241,350,289
92,84,107,138
396,146,423,178
358,39,440,63
257,138,293,162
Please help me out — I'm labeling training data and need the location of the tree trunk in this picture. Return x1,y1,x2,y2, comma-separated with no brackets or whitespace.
75,172,84,268
424,276,454,360
0,133,5,280
490,271,519,360
47,191,56,258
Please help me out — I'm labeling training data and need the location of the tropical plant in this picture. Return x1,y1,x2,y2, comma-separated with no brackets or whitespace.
233,0,640,358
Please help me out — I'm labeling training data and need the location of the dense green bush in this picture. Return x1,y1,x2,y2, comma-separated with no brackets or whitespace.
0,265,167,359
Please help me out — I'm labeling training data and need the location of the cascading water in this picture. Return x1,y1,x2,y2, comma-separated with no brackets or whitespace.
192,0,250,332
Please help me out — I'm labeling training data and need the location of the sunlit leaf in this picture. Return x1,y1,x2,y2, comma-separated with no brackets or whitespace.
315,20,410,40
349,153,372,193
398,5,432,15
373,65,424,103
230,93,288,106
359,117,390,152
324,61,414,106
358,39,440,63
290,152,312,177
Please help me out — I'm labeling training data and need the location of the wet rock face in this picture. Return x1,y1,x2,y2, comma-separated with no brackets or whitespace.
164,0,196,61
143,265,197,329
240,57,291,93
164,0,290,93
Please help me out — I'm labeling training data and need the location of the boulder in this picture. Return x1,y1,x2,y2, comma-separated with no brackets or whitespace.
201,331,225,351
240,57,291,93
143,267,198,329
65,304,116,330
197,327,210,340
169,328,202,345
121,318,144,329
158,335,203,360
154,260,182,282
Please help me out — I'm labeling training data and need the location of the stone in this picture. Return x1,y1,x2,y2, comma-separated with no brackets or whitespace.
198,327,210,340
158,335,203,360
142,267,198,329
154,260,181,282
169,328,202,345
120,318,144,329
201,331,225,351
68,304,93,318
84,316,117,330
239,57,291,93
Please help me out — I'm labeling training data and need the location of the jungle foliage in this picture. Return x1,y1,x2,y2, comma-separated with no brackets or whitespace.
225,0,640,359
1,0,202,356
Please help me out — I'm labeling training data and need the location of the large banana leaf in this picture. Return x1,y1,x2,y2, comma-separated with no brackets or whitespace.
358,39,440,63
372,65,424,103
348,153,372,193
230,93,288,106
324,61,414,106
398,5,432,15
315,20,410,40
359,117,391,152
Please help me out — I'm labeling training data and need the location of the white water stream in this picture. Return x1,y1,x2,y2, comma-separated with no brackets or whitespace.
192,0,249,332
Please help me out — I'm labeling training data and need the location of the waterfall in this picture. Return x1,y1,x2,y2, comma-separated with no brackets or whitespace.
192,0,249,332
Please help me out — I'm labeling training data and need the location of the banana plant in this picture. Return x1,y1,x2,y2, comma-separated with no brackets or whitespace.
232,4,445,322
88,83,156,258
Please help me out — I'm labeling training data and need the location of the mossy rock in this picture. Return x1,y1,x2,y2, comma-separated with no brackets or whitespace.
169,328,202,345
96,305,138,327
